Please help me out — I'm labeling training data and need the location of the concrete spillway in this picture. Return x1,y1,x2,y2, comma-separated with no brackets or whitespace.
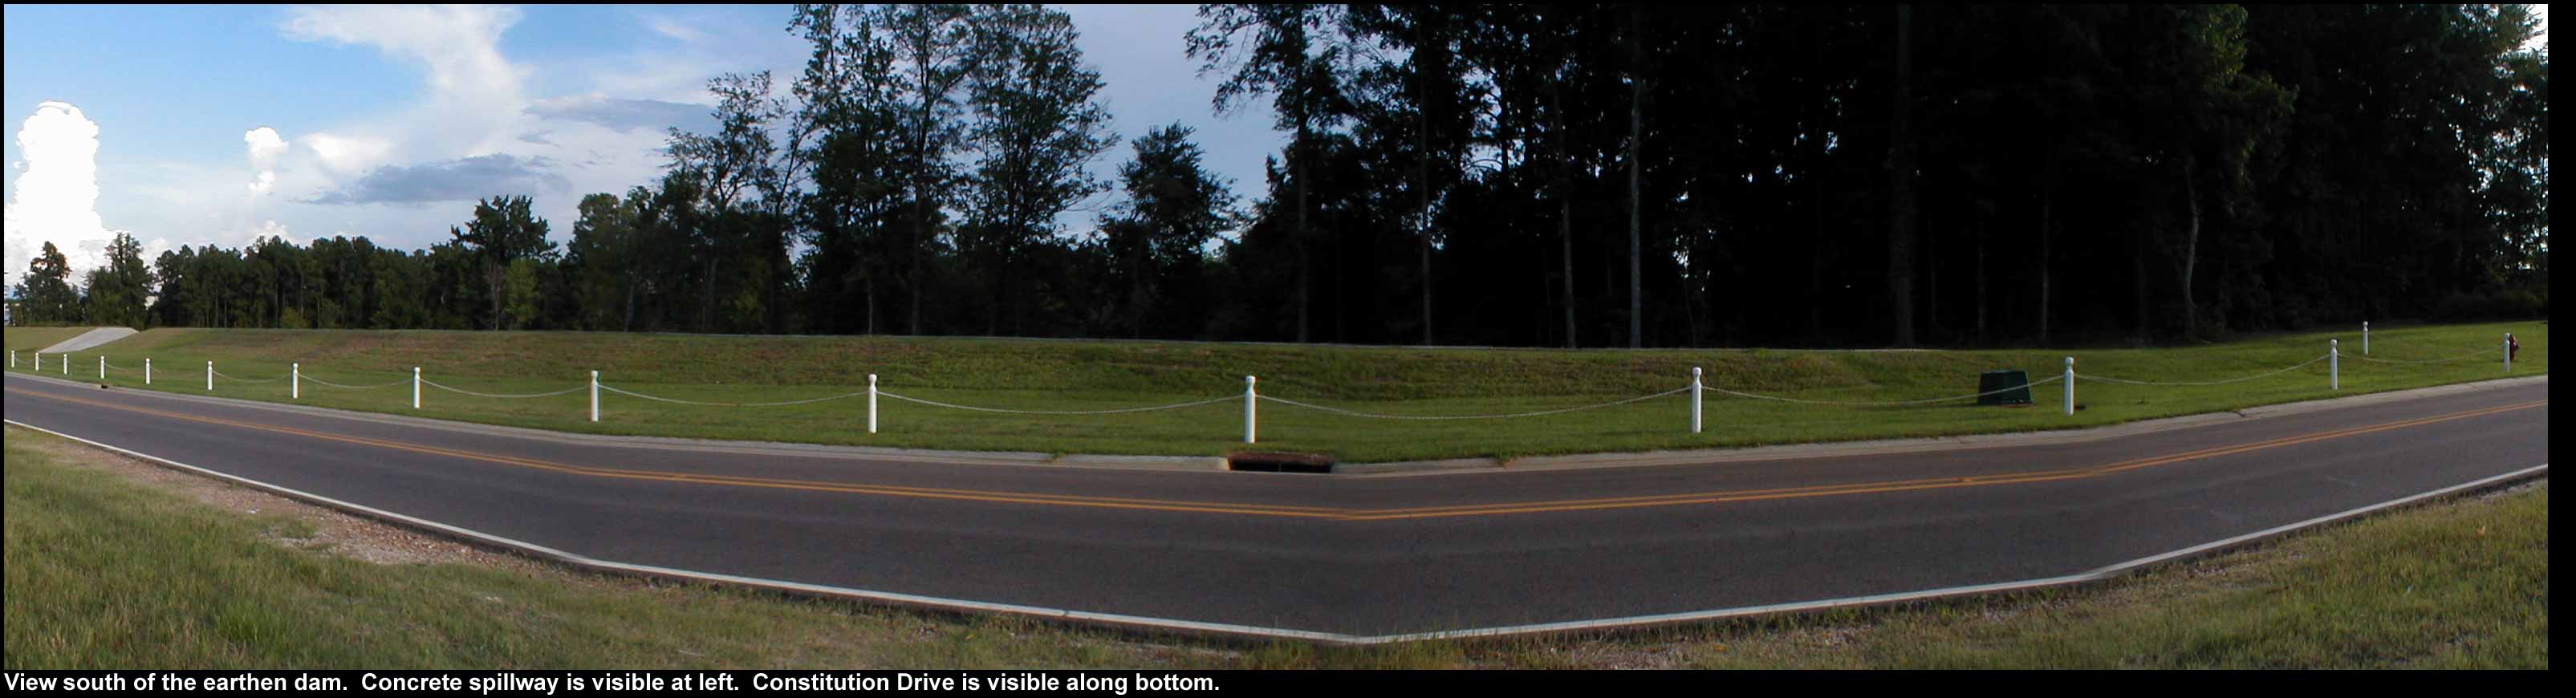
35,327,136,354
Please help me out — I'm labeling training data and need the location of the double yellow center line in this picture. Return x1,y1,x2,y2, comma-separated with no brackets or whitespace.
6,383,2544,521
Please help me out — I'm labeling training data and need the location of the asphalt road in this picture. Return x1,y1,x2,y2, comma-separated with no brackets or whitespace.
2,371,2548,640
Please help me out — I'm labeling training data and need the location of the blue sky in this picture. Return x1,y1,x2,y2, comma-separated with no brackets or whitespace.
3,4,1290,286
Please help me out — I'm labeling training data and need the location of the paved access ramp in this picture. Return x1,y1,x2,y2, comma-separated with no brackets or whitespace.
35,327,136,354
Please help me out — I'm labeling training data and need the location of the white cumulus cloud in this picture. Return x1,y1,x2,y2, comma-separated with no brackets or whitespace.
246,126,287,195
303,133,396,177
4,101,112,289
250,219,299,246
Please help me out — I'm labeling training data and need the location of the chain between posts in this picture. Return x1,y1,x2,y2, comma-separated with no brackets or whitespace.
419,379,586,399
1259,387,1691,420
2082,354,2331,386
1704,375,2062,407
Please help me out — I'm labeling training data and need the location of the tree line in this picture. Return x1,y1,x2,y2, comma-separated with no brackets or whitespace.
10,4,2549,348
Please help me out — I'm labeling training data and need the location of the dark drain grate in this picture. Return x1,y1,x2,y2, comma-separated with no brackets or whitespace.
1226,451,1335,473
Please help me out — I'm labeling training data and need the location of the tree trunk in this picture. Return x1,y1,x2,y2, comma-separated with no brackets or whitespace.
701,256,721,333
1331,213,1345,343
2038,182,2053,346
765,228,785,335
909,193,926,336
1627,5,1647,349
2178,166,2200,339
1974,206,1988,345
1130,244,1150,339
1416,20,1436,347
1535,218,1550,346
987,254,1003,336
1681,241,1703,347
909,83,933,337
1809,140,1826,343
1927,207,1940,343
1419,218,1432,345
1885,5,1917,347
1550,79,1578,350
1294,120,1311,344
488,262,504,331
2132,240,2148,342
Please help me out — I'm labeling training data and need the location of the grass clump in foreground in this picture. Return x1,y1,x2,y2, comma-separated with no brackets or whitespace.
4,320,2546,461
4,424,2547,668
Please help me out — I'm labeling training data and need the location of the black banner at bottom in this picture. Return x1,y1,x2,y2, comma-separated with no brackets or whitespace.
1,670,1510,695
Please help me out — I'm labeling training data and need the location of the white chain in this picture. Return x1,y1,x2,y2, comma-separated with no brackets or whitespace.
212,370,286,383
301,374,413,390
1258,387,1688,420
1708,374,2064,406
880,391,1237,415
419,378,585,399
2351,349,2496,364
599,384,870,408
2082,354,2330,386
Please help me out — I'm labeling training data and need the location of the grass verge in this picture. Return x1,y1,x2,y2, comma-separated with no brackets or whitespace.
3,424,2547,668
4,321,2546,461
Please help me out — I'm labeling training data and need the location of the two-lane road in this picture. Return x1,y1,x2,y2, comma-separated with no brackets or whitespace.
2,371,2547,641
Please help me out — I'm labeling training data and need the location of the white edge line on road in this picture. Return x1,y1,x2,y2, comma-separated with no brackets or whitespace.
1352,461,2550,644
2,418,2547,646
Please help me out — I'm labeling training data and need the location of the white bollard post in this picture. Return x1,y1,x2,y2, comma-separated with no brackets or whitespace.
412,367,421,408
590,371,599,422
2062,357,2076,416
1690,367,1704,434
98,355,105,379
292,363,301,399
2330,339,2339,391
1244,375,1258,444
2363,321,2370,355
8,350,14,368
206,361,213,391
867,374,879,434
145,358,152,385
2504,333,2513,373
62,353,67,375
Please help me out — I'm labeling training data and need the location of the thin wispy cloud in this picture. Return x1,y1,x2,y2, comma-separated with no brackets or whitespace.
308,154,571,205
526,95,715,135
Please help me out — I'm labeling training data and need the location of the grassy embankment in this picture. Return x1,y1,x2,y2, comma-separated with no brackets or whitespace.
3,326,103,353
5,321,2545,462
4,424,2546,668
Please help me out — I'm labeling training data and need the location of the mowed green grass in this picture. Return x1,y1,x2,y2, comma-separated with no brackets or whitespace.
4,326,102,352
5,320,2545,462
4,424,2546,668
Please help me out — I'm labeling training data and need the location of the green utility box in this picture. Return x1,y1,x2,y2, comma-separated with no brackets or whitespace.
1977,369,2033,406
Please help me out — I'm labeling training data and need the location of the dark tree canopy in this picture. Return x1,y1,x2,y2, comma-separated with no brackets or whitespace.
15,5,2546,350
